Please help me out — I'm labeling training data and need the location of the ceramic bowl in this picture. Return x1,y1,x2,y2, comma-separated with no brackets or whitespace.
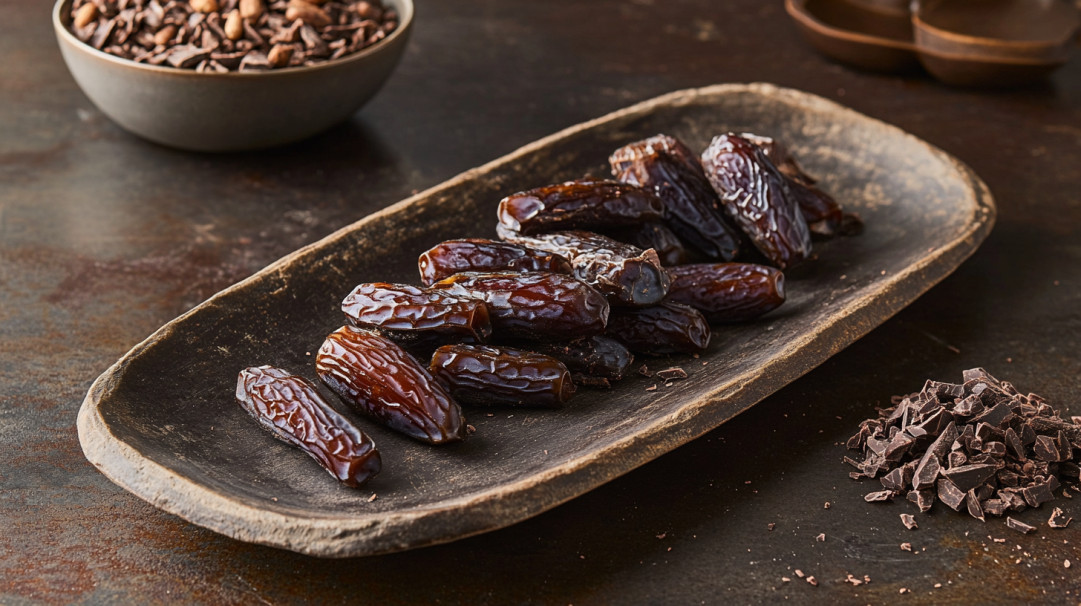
53,0,413,152
786,0,921,72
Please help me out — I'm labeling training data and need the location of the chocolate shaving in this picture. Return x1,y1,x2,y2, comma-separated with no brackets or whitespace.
655,367,687,381
1048,507,1072,528
1006,517,1036,534
900,513,918,530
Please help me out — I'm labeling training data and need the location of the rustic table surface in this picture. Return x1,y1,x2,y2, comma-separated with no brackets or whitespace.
3,0,1080,603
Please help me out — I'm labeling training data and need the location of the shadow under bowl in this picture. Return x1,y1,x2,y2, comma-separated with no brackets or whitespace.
53,0,414,152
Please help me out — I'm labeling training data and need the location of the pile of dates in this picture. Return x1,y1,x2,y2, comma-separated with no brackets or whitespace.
235,132,859,488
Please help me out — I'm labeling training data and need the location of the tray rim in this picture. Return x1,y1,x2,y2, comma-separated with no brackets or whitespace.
77,82,997,558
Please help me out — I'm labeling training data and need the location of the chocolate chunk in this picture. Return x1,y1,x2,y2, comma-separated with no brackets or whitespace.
941,463,996,493
906,489,935,513
883,433,915,462
982,441,1006,457
1022,481,1055,508
1034,435,1064,462
997,469,1020,487
982,498,1007,517
971,402,1015,428
965,490,985,522
165,44,210,68
948,451,967,469
656,367,688,381
881,467,909,492
1020,423,1037,446
1004,427,1026,460
1006,517,1036,534
953,394,985,418
900,513,918,530
937,478,967,511
865,490,894,503
927,421,959,461
998,489,1028,512
913,452,941,490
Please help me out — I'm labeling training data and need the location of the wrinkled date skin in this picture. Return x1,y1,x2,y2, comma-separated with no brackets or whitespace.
518,335,635,381
431,271,610,340
608,222,689,266
606,302,711,355
429,344,575,408
610,135,742,261
741,133,843,237
236,366,382,487
665,263,786,323
497,179,665,235
418,239,573,286
316,327,467,445
700,134,813,270
342,282,492,341
498,227,670,306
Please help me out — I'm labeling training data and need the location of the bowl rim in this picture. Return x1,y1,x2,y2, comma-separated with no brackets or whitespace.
913,0,1081,50
917,43,1069,66
785,0,918,52
53,0,414,78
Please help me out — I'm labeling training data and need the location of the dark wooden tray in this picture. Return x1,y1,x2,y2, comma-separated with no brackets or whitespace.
77,83,995,558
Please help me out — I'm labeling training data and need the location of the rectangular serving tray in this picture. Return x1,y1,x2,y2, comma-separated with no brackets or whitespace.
77,83,995,557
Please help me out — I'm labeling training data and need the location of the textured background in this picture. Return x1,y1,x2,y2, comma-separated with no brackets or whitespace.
2,0,1079,603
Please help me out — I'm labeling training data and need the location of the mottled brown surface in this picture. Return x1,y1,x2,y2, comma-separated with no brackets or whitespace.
3,0,1080,603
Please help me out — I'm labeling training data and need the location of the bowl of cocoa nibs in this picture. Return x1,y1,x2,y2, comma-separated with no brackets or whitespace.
53,0,412,151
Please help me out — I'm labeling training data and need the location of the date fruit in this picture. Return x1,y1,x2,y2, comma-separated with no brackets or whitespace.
497,179,665,235
518,335,635,381
236,366,381,487
342,282,492,341
606,302,711,355
610,135,742,260
700,134,812,269
316,326,467,444
741,133,843,237
418,239,572,286
430,271,610,340
665,263,785,322
607,222,690,266
429,344,575,407
498,228,670,306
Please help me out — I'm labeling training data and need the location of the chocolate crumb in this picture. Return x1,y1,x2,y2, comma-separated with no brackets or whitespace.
767,523,776,531
865,490,894,503
656,367,688,381
806,576,818,587
794,569,804,578
900,542,912,551
367,493,377,502
637,364,652,377
900,513,918,530
815,533,826,542
1048,507,1072,528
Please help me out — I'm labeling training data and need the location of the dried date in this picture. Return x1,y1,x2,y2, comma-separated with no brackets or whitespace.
700,134,812,269
606,222,689,266
665,263,786,323
430,272,610,340
606,302,711,355
498,228,670,306
315,326,467,445
418,239,572,286
236,366,381,487
741,133,843,237
610,135,742,260
342,282,492,341
429,344,575,407
497,179,665,235
517,335,635,381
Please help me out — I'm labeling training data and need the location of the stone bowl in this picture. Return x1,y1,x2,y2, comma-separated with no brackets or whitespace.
53,0,413,152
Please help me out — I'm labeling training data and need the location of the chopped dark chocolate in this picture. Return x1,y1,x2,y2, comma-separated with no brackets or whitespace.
1006,517,1036,534
848,369,1080,523
655,367,688,381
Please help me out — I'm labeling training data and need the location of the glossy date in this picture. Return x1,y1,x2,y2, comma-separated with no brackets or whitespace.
610,135,741,260
315,326,467,445
498,228,670,306
497,179,665,235
342,282,492,341
665,263,785,323
418,239,573,286
700,134,812,269
607,222,690,266
518,335,635,381
741,133,843,237
606,301,711,355
236,366,381,487
429,344,575,407
430,271,610,340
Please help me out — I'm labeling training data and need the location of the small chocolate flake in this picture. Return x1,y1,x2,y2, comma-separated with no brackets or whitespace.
938,478,967,511
767,523,776,531
794,569,804,578
864,490,893,503
941,463,996,492
965,490,985,522
644,384,657,392
815,533,826,542
656,367,687,381
900,513,918,530
806,576,817,587
367,493,377,502
900,542,912,552
1006,517,1035,534
1048,507,1072,528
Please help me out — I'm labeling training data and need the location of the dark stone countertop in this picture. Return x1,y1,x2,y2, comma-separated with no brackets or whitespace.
2,0,1079,603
